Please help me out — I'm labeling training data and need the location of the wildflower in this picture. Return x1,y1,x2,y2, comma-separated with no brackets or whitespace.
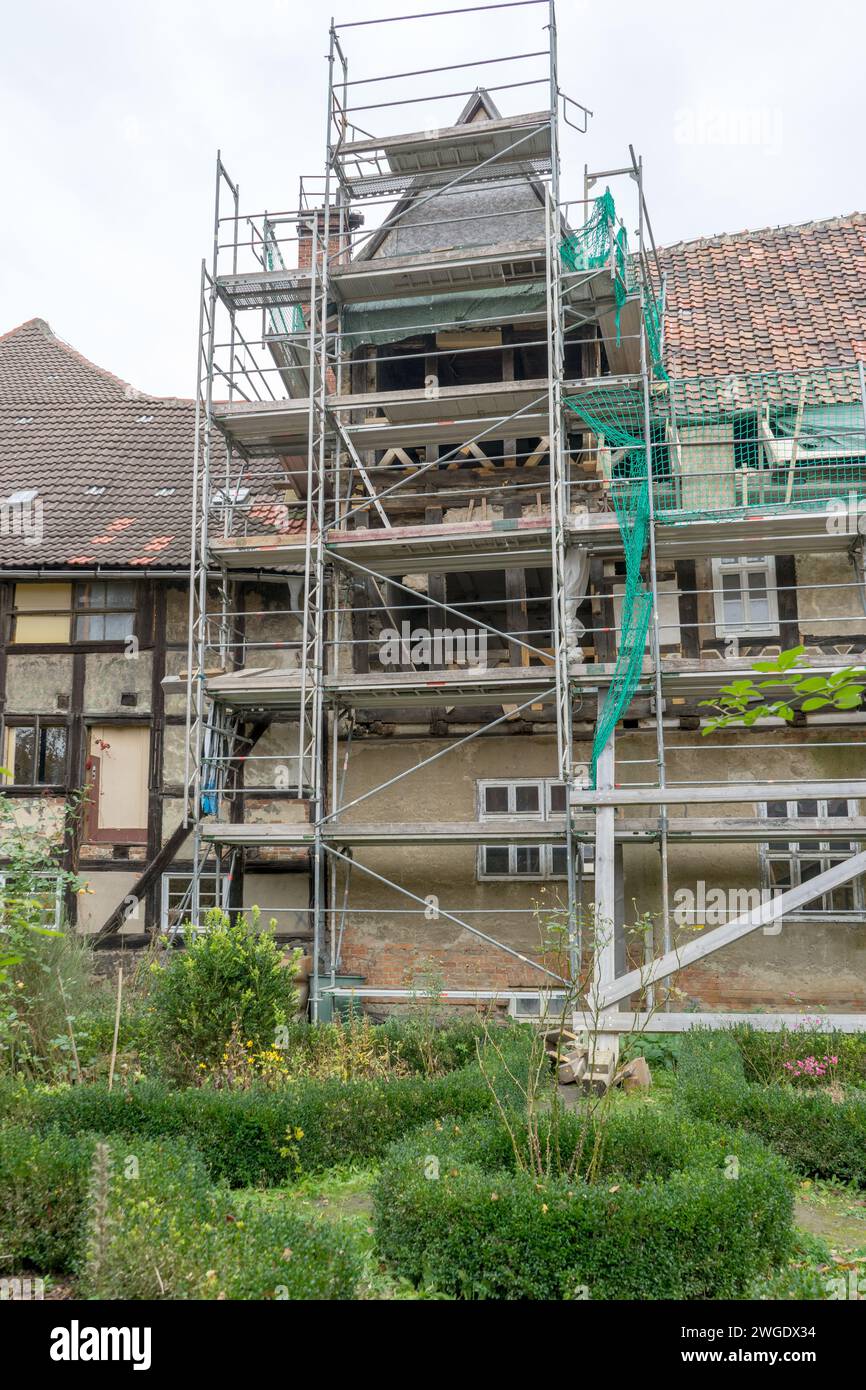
541,1203,549,1214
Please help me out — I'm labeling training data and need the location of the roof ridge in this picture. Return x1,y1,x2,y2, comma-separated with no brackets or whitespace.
660,210,866,257
0,316,196,404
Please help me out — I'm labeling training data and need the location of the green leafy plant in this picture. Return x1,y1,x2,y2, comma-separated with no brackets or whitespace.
676,1030,866,1186
143,908,299,1083
699,646,866,734
0,788,98,1081
374,1106,794,1300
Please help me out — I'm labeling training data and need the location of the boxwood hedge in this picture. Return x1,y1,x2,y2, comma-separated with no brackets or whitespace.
374,1104,795,1300
0,1054,508,1188
676,1031,866,1186
0,1125,360,1299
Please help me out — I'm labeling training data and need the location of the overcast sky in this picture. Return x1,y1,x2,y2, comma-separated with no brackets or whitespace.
1,0,863,397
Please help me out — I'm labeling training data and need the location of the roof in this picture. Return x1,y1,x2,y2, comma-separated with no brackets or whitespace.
359,88,546,263
658,213,866,378
0,318,196,569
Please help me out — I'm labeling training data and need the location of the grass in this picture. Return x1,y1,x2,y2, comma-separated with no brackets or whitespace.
236,1169,448,1300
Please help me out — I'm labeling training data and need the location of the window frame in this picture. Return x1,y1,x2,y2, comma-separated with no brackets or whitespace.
0,871,63,930
711,555,779,639
476,777,589,882
72,580,137,644
2,718,69,788
759,798,864,918
160,871,222,933
9,580,138,647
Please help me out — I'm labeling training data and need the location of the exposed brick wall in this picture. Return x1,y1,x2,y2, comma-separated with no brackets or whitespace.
340,938,562,996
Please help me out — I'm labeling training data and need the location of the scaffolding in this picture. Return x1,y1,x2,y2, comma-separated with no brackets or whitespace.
179,1,866,1035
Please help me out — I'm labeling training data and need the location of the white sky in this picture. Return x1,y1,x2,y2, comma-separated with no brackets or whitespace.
1,0,863,397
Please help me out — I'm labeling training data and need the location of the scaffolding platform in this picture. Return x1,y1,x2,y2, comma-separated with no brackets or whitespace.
200,818,565,847
336,111,553,198
167,663,556,712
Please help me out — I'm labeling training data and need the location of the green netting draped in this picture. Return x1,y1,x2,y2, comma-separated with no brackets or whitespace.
560,188,629,345
560,188,617,272
265,225,305,337
564,386,655,783
560,187,666,371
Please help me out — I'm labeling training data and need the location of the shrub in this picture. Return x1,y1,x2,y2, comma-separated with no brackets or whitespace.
729,1023,866,1089
4,1056,503,1187
374,1105,794,1300
143,909,299,1082
0,1126,94,1272
0,1125,360,1298
271,1014,493,1081
81,1139,360,1300
676,1030,866,1186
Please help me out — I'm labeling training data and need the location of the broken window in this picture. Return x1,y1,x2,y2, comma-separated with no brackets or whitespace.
3,721,68,785
10,580,137,644
761,798,863,915
86,725,150,843
11,582,72,642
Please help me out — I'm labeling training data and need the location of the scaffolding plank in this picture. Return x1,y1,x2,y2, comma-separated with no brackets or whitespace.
337,111,553,196
331,239,546,303
171,663,557,712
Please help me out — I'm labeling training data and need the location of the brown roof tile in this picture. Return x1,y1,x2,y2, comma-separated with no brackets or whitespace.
658,212,866,377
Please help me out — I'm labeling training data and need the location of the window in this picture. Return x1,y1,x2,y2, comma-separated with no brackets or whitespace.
73,582,136,641
761,799,864,916
10,581,136,644
160,872,221,933
712,556,778,638
477,778,589,881
11,582,72,642
509,991,568,1020
3,721,68,785
0,872,63,930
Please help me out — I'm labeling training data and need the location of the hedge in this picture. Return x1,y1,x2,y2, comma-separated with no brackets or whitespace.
374,1105,794,1300
0,1125,360,1299
0,1053,513,1188
676,1031,866,1187
0,1126,94,1273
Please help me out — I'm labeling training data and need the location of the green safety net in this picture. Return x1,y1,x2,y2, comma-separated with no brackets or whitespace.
564,385,655,783
265,224,305,338
659,370,866,520
560,187,667,375
560,188,630,346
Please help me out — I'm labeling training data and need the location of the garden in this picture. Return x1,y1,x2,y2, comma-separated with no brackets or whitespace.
2,864,866,1301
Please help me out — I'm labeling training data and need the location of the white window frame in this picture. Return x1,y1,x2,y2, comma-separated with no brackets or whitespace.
0,871,63,930
759,798,864,918
712,555,779,638
476,778,590,882
160,871,221,933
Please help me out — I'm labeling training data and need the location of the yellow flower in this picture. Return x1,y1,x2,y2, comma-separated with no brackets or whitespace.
294,1127,304,1140
541,1203,549,1214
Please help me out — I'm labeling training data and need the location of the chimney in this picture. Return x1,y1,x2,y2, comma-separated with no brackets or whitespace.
298,207,364,272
